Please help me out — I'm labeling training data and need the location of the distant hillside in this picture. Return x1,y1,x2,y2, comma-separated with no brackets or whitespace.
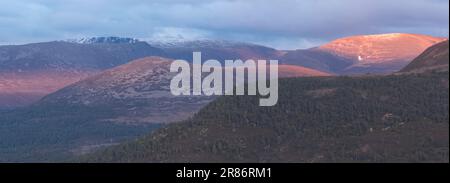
277,65,332,77
0,71,94,108
400,40,449,73
150,39,282,62
37,57,329,125
278,49,352,74
37,57,214,124
315,33,445,74
81,71,449,163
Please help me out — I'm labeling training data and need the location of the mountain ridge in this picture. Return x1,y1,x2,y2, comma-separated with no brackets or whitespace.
65,37,140,44
0,33,445,108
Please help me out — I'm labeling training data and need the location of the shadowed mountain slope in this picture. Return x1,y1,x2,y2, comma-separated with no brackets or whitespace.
400,40,449,73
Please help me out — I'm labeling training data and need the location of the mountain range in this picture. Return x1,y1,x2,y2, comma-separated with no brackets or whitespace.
0,40,166,108
0,33,445,108
0,33,448,162
80,40,449,162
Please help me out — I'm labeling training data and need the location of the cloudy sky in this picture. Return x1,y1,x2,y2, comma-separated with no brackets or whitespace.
0,0,448,49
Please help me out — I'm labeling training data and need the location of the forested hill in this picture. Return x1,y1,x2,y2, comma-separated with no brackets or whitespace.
80,69,449,163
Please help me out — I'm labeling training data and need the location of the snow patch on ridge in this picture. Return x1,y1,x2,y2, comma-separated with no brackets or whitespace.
65,37,140,44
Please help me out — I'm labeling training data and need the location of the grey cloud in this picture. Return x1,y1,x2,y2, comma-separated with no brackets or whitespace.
0,0,448,49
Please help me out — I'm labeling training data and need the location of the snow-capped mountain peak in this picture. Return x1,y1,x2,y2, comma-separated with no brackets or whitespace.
65,37,140,44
